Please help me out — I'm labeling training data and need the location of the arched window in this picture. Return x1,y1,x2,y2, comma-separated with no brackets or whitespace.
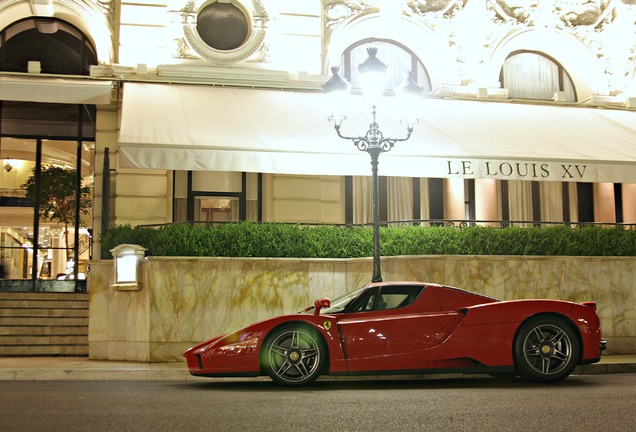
0,18,97,75
500,51,576,102
340,39,431,94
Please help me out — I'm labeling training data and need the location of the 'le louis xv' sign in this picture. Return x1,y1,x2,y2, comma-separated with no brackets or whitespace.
445,159,593,182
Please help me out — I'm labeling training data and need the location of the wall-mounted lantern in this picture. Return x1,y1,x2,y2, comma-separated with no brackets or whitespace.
110,244,146,291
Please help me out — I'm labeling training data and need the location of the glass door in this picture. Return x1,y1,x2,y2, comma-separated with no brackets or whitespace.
0,101,95,292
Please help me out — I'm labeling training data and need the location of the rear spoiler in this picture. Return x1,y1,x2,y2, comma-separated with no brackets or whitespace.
580,301,597,311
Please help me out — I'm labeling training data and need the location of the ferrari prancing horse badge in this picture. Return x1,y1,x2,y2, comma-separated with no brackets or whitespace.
323,321,332,330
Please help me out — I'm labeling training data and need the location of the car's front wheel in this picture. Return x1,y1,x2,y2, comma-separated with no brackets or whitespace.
262,324,326,386
513,316,580,383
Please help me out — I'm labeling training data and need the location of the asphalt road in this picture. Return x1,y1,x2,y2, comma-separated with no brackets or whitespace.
1,374,635,432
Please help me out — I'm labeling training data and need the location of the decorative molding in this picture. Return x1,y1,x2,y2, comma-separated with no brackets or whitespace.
174,37,195,60
29,0,54,16
407,0,464,16
92,0,116,28
324,1,369,27
433,85,509,100
171,0,269,64
582,93,635,109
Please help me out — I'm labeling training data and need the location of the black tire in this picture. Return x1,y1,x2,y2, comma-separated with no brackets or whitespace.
261,324,326,386
513,316,580,383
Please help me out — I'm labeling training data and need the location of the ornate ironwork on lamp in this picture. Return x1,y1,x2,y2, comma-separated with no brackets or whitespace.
322,47,423,283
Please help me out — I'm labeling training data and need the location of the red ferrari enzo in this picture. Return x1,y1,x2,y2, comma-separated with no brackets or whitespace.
184,282,606,386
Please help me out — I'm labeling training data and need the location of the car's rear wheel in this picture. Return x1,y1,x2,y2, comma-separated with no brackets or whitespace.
262,324,326,386
513,316,580,383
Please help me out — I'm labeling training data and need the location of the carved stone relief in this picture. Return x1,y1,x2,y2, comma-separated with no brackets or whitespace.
406,0,465,15
324,0,370,29
559,0,612,27
491,0,613,28
323,0,464,30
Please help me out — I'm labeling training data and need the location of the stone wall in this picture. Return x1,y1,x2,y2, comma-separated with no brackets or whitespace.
88,255,635,362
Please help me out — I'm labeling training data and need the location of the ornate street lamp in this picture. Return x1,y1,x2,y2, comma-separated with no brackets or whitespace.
323,47,423,283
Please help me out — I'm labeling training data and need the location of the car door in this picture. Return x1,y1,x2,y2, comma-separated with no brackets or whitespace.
336,285,445,373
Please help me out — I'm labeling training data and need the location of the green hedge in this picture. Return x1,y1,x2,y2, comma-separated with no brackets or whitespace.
100,222,636,259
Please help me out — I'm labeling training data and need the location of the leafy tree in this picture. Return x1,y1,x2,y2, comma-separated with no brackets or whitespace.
22,165,92,258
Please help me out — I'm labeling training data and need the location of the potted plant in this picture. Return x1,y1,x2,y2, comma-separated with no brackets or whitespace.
22,164,92,273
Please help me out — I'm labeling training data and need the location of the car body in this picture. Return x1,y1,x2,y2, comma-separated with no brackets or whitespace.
184,282,605,386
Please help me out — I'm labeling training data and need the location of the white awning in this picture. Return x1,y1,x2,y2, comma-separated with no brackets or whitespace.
119,82,636,183
0,75,113,104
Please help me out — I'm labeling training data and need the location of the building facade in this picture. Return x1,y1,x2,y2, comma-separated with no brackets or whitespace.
1,0,636,278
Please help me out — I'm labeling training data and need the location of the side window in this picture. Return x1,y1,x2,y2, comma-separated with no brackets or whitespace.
347,287,379,312
345,286,424,313
378,286,425,310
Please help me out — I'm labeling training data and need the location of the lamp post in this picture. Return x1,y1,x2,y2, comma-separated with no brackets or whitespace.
322,47,422,283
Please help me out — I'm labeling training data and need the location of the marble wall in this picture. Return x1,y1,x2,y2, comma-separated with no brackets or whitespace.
88,255,636,362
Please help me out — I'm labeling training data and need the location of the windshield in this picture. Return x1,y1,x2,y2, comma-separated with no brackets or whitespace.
320,286,367,315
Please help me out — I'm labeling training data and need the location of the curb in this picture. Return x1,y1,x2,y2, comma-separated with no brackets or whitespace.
0,359,634,382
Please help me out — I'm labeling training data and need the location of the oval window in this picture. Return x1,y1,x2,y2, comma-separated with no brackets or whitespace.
196,2,249,51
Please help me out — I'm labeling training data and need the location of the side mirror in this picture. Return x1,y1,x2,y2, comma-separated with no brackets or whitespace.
313,297,331,316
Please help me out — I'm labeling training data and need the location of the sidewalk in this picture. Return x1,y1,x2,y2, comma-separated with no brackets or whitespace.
1,355,635,382
0,357,200,382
